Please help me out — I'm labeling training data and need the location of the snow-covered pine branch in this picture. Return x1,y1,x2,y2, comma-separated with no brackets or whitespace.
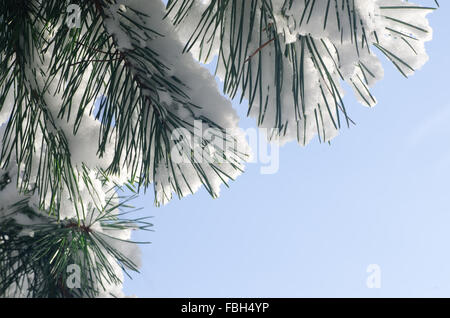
168,0,436,144
0,0,437,297
0,0,249,297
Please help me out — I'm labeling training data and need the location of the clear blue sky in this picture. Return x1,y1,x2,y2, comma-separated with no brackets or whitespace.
124,3,450,297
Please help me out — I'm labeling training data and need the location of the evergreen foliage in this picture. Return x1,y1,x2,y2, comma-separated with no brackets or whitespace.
0,0,437,297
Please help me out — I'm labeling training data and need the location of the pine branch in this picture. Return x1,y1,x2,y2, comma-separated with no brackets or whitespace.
166,0,437,144
0,188,152,298
46,0,249,204
0,0,88,218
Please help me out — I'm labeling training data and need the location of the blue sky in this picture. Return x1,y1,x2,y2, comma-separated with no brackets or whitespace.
124,3,450,297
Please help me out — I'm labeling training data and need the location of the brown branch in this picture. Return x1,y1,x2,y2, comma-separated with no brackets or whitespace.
244,37,275,63
66,221,91,233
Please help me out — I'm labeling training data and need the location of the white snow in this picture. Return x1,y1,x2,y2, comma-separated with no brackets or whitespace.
168,0,434,145
0,0,435,297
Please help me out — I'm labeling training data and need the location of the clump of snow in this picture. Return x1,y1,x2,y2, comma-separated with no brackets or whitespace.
168,0,435,145
99,0,251,204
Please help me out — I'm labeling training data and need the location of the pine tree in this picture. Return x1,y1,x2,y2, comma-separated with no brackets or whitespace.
0,0,437,297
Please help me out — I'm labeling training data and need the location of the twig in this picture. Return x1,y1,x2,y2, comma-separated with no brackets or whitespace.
245,37,275,63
